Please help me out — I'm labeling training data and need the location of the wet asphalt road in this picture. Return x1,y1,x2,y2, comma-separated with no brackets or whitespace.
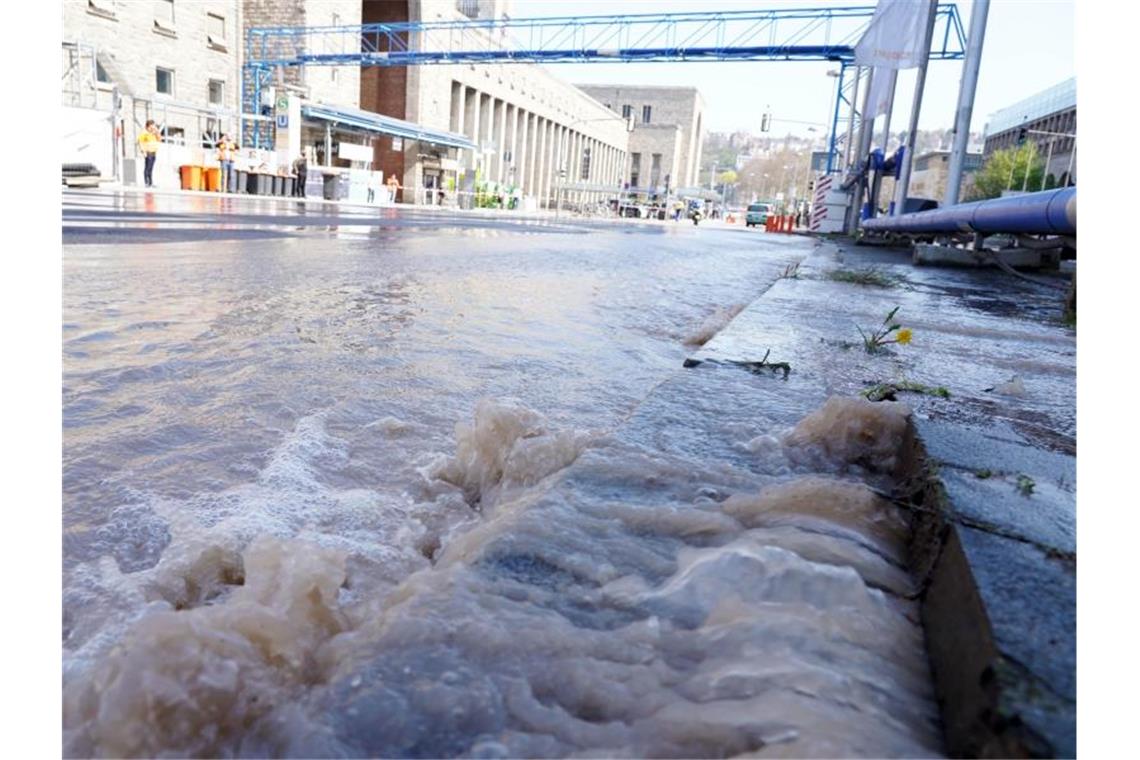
62,188,647,244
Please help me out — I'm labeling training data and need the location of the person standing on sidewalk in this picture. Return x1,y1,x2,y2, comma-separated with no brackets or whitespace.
386,173,400,204
137,120,160,188
217,134,237,193
292,153,308,197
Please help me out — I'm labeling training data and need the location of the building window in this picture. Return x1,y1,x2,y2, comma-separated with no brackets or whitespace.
580,147,591,180
155,67,174,96
203,117,221,147
207,13,226,50
154,0,176,34
650,153,662,187
642,105,652,124
456,0,479,19
208,79,224,105
621,104,632,119
88,0,116,19
630,152,641,187
95,59,111,85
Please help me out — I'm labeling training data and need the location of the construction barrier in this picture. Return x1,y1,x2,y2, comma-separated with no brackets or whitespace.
811,173,849,233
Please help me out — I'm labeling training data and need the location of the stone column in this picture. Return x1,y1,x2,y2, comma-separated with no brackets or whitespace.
463,87,479,171
509,105,522,189
478,93,492,177
497,100,508,183
536,117,548,206
517,110,530,194
450,81,464,135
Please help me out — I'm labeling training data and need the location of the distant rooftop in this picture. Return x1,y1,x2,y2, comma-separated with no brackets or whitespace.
985,78,1076,137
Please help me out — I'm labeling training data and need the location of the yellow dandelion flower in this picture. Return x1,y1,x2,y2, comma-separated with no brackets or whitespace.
896,328,913,345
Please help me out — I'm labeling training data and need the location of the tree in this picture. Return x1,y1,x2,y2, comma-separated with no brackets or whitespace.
717,169,738,185
968,143,1045,200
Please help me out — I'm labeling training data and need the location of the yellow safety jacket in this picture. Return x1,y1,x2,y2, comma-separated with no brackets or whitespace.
138,131,159,155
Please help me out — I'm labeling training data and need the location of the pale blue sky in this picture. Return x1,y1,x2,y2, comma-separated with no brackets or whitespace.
510,0,1075,137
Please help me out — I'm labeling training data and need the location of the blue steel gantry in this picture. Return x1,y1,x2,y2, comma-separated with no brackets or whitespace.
244,5,967,164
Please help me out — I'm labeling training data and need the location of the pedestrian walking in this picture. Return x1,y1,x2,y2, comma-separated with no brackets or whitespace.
137,119,160,188
216,134,237,193
293,154,308,197
386,173,400,204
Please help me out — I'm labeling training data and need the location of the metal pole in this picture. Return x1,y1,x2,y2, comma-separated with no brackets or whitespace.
1041,137,1055,191
1065,142,1075,185
826,65,844,174
110,85,120,183
1021,143,1033,192
844,66,861,170
848,67,876,234
945,0,990,206
892,0,939,214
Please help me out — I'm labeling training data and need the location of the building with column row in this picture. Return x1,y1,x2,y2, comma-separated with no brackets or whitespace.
63,0,640,205
362,0,629,207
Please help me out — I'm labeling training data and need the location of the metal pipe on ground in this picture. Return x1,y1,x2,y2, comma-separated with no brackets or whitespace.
861,187,1075,236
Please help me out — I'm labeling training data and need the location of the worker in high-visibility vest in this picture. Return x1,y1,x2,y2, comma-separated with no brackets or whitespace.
137,119,160,188
216,134,237,193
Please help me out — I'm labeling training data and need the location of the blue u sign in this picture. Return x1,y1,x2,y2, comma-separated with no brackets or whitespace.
276,114,289,128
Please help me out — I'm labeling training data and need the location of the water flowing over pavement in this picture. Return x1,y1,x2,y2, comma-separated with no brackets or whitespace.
63,193,944,757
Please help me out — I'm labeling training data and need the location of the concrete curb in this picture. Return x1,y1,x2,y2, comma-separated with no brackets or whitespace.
686,238,1075,757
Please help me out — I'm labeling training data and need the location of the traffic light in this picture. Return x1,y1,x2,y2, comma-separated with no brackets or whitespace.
761,111,771,132
1017,127,1028,146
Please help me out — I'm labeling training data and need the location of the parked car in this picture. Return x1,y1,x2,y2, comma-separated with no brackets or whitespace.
745,202,773,228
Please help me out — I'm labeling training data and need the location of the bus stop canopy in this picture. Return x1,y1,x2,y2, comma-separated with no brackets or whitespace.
301,103,476,151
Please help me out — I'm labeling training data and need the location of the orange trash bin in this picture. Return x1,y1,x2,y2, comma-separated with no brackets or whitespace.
180,165,202,191
205,167,221,192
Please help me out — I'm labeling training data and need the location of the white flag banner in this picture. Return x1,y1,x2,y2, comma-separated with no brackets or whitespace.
854,0,934,69
865,67,899,119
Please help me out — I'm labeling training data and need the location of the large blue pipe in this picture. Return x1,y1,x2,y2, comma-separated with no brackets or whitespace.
862,187,1076,236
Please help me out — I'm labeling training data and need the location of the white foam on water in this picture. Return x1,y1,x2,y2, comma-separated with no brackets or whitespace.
64,396,942,758
423,398,594,512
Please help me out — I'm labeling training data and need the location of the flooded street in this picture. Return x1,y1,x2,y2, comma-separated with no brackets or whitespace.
63,193,941,757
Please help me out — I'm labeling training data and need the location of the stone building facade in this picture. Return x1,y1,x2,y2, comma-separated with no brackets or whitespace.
360,0,629,206
575,85,706,191
63,0,243,184
983,78,1076,185
908,150,983,202
63,0,243,141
